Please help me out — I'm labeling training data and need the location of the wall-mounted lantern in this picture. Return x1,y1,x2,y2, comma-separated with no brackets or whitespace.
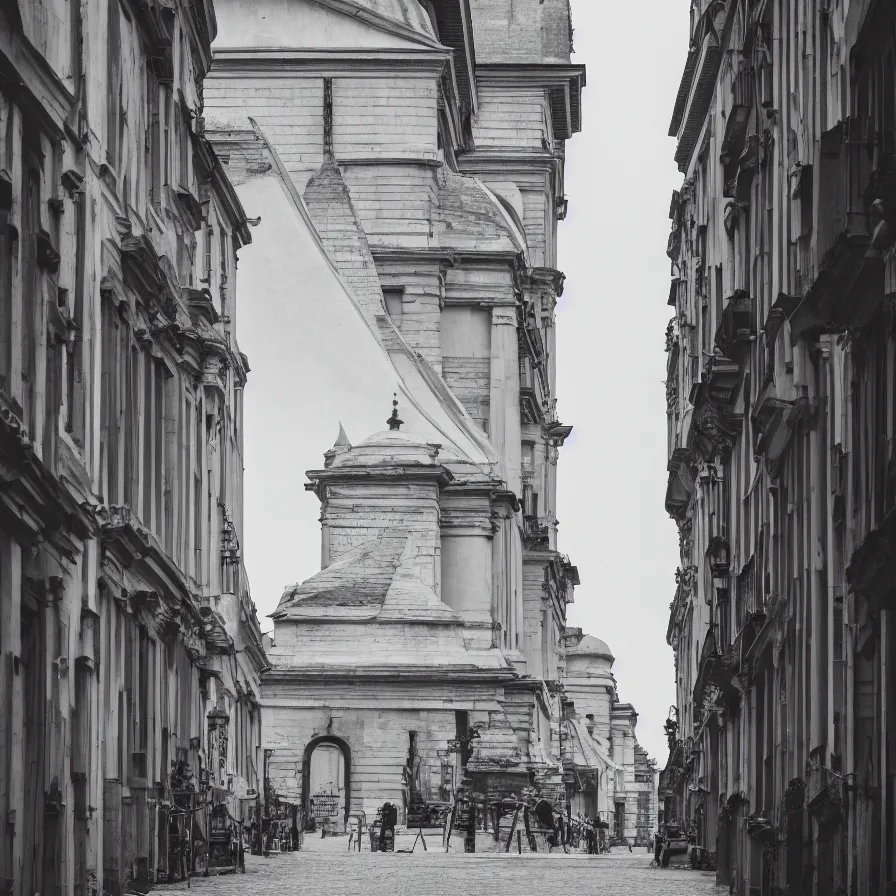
708,535,730,578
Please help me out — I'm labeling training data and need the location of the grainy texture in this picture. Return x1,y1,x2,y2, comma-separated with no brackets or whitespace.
155,844,725,896
662,1,896,894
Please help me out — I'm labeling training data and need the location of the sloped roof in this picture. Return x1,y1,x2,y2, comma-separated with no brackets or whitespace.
338,0,438,39
273,531,407,619
568,719,615,772
299,154,500,468
213,0,443,52
431,170,527,255
273,529,461,623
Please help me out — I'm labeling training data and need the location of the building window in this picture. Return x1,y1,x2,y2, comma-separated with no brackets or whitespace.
521,442,535,474
204,226,214,285
383,288,404,328
107,0,122,170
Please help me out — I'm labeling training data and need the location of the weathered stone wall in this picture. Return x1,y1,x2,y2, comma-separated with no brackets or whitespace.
263,680,504,820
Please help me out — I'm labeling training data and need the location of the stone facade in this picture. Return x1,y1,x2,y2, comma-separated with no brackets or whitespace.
0,2,266,895
204,0,585,828
563,633,657,846
661,0,896,893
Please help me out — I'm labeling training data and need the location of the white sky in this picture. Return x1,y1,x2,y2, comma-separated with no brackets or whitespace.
558,0,689,767
236,0,690,769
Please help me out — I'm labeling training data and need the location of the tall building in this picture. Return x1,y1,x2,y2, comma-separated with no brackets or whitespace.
204,0,586,827
0,2,266,894
661,0,896,893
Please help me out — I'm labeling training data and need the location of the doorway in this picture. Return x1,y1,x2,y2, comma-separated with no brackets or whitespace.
303,737,350,832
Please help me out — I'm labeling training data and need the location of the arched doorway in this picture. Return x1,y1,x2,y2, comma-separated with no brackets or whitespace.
303,736,351,832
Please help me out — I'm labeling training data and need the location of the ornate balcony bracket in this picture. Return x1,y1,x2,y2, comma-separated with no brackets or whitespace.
846,508,896,614
714,290,756,365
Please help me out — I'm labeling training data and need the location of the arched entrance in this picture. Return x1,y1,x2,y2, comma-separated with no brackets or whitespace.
303,736,351,832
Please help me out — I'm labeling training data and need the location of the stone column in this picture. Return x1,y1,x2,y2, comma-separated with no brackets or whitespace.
489,307,522,497
440,492,494,631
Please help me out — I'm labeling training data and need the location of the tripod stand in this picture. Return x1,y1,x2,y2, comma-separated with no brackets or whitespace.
410,825,427,852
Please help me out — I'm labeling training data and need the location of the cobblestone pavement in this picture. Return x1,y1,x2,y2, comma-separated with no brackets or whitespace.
156,837,725,896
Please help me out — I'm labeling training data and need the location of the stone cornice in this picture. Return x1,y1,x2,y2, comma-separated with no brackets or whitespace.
305,463,454,492
210,47,451,77
370,246,525,272
262,665,517,683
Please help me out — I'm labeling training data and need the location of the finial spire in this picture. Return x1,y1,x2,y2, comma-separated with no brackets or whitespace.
334,422,351,448
387,394,404,431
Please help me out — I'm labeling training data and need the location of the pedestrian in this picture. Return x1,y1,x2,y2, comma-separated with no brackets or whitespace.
627,837,632,852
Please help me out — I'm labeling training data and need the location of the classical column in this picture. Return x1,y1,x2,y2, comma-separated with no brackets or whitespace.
489,307,522,497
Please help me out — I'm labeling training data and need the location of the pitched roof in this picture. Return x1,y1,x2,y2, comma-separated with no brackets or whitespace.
273,529,461,623
273,531,408,619
568,719,615,772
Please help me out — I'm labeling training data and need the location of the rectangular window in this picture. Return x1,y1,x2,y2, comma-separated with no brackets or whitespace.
194,403,203,578
154,359,165,536
383,288,403,328
521,442,534,474
126,345,139,508
204,226,213,284
220,228,228,286
146,66,162,209
107,0,121,169
143,351,153,525
178,103,191,187
0,119,11,392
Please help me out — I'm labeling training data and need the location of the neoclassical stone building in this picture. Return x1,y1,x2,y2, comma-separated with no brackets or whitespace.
0,1,267,894
204,0,585,826
661,1,896,893
564,633,657,845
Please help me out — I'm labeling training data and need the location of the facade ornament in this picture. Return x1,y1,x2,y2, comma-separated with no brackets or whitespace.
387,394,403,431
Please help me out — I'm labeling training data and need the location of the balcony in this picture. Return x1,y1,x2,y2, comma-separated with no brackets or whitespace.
788,121,879,342
523,516,550,546
673,29,725,172
714,290,755,364
846,508,896,614
665,448,695,519
687,358,741,464
693,627,740,709
751,392,809,476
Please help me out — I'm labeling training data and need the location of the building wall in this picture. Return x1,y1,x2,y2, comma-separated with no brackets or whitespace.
262,676,509,823
0,3,266,895
662,0,896,892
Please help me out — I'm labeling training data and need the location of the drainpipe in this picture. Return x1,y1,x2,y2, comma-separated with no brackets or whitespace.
808,345,827,755
819,339,838,759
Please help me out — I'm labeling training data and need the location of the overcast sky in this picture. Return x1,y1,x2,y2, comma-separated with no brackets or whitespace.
556,0,689,769
236,0,689,770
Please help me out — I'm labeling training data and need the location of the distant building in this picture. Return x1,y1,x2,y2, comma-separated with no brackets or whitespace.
563,633,657,845
662,0,896,893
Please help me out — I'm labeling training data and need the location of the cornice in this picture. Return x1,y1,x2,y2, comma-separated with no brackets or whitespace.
370,246,525,270
305,464,454,490
210,47,451,77
262,665,517,683
474,63,586,88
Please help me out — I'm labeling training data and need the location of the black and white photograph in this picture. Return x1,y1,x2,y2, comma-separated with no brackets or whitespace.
0,0,894,893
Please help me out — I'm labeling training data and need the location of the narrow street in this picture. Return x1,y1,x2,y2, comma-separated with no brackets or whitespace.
155,839,724,896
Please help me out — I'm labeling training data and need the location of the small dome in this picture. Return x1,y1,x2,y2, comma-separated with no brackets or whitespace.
357,429,439,449
567,634,614,661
